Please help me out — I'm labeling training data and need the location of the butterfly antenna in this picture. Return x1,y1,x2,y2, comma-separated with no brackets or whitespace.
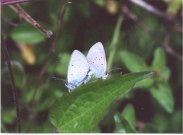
51,76,67,83
108,67,123,74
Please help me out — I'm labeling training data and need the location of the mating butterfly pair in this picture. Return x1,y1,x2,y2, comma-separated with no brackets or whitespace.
65,42,108,91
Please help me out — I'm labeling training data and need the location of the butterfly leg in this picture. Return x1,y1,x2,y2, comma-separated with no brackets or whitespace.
65,83,77,91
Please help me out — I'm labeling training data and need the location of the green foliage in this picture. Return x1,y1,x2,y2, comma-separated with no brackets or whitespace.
49,71,153,133
121,104,136,127
2,108,16,124
120,50,153,88
152,47,170,82
150,83,174,113
114,113,125,133
143,110,182,133
121,47,174,113
114,113,137,133
93,0,105,7
2,6,17,20
167,0,182,15
55,53,70,75
152,47,166,68
114,104,137,133
11,23,45,44
120,51,148,72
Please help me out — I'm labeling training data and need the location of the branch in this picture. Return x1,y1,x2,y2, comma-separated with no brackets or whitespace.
122,3,182,33
1,0,33,5
121,5,153,34
162,34,182,62
2,38,22,133
9,4,53,38
129,0,174,22
121,5,182,62
107,14,124,70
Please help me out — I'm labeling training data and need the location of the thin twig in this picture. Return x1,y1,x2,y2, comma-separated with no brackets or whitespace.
122,4,182,34
122,5,182,62
123,4,182,62
129,0,174,22
121,5,153,34
2,17,19,27
2,38,22,133
107,15,124,71
162,34,183,62
2,0,33,5
9,4,53,38
121,5,164,45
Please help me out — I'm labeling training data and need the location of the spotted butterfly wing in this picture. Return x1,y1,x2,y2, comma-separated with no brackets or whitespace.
66,50,90,90
87,42,108,79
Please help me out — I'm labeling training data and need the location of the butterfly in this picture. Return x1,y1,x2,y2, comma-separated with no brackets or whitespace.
87,42,108,79
65,50,92,91
65,42,108,91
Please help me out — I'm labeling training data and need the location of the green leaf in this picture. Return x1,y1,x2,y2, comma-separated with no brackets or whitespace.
63,6,73,22
167,0,182,15
114,113,137,133
114,113,125,133
122,104,136,127
152,47,171,82
120,51,148,72
150,83,174,113
120,50,154,87
134,78,153,88
11,23,45,44
2,108,16,124
152,47,166,69
2,6,17,20
93,0,105,7
143,110,182,133
49,71,153,133
161,67,171,82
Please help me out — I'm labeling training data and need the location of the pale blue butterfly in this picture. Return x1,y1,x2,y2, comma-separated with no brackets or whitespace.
65,42,108,91
87,42,108,79
65,50,92,91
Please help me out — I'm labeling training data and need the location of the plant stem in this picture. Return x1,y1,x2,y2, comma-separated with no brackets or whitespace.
107,15,123,71
162,34,183,62
121,5,153,34
9,4,53,38
2,38,21,133
2,0,32,5
129,0,173,21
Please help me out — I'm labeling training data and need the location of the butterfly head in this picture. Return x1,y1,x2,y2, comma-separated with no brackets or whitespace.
102,72,108,80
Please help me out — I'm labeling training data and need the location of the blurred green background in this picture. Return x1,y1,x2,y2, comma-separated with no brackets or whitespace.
1,0,182,133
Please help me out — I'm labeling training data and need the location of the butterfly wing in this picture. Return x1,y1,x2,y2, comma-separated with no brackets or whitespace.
87,42,107,78
67,50,90,88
